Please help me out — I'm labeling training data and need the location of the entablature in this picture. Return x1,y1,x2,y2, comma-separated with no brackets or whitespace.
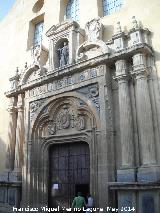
5,42,153,98
6,16,154,98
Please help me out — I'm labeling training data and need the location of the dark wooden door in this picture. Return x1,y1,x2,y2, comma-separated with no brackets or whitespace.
49,142,90,208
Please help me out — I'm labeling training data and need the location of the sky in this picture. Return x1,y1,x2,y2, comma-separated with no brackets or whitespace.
0,0,16,21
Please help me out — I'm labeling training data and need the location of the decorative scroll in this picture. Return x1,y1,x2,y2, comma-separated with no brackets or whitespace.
77,84,100,113
30,99,45,120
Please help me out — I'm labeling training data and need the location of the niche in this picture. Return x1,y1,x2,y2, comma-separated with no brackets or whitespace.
55,38,69,68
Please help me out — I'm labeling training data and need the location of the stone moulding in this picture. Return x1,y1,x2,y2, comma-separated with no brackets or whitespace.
46,20,80,38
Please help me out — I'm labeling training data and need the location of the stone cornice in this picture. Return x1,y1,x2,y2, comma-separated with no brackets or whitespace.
5,43,153,98
46,20,79,38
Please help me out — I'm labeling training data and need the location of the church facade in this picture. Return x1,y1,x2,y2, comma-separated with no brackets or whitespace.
0,0,160,212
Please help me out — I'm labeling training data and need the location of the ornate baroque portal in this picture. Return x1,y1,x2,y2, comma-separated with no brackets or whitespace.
4,17,160,212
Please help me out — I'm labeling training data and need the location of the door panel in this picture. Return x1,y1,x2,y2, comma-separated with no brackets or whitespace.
49,142,90,208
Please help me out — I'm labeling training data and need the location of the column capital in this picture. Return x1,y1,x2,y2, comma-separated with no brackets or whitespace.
7,96,17,113
115,59,127,73
131,53,149,78
115,60,130,82
114,74,130,83
7,106,17,114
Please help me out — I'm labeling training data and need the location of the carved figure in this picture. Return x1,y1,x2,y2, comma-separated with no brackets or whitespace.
48,121,56,135
33,45,41,63
85,18,102,42
58,42,69,67
77,18,109,61
77,115,85,131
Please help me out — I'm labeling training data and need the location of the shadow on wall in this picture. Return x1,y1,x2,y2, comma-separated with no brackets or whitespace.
0,137,6,172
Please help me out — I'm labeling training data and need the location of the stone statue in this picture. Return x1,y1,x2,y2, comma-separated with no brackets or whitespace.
58,42,69,67
85,18,102,42
33,45,41,64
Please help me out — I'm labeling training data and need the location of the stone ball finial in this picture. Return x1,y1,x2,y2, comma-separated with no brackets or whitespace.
132,16,139,29
116,21,122,34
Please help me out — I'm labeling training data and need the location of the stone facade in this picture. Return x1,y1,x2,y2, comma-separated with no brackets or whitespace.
0,0,160,212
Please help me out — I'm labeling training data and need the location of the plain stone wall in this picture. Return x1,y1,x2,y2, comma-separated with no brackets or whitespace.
0,0,160,172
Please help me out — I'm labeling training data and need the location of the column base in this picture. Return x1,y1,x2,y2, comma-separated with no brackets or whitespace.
9,170,22,182
137,165,160,182
117,168,136,182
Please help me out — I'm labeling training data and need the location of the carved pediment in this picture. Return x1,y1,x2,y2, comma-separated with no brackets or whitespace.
20,64,47,85
19,45,48,85
46,20,79,38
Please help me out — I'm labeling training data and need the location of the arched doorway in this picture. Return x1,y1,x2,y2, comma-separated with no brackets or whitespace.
48,142,90,208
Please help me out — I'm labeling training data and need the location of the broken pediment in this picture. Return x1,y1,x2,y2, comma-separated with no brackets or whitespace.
20,64,47,85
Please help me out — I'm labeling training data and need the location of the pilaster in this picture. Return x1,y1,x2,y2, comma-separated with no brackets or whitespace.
5,97,17,171
14,94,25,172
115,60,135,182
132,53,160,182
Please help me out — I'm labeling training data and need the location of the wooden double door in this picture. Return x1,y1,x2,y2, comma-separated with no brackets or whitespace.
49,142,90,208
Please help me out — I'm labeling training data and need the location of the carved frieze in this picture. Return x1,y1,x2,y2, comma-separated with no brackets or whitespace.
29,65,104,98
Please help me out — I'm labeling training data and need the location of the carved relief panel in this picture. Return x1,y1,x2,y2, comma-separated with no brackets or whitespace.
36,97,97,137
47,105,86,136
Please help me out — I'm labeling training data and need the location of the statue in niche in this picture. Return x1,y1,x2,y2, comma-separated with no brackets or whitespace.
58,42,69,67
